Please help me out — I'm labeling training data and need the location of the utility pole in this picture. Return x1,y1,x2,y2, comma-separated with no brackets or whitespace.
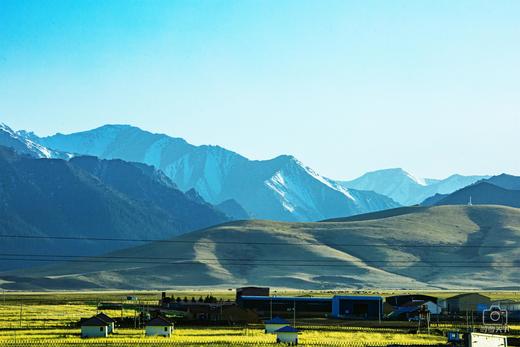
378,298,382,324
293,300,296,327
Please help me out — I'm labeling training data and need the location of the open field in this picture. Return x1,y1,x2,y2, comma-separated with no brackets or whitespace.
1,290,520,346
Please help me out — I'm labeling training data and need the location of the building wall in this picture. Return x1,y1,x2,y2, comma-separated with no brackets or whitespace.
332,297,383,319
145,326,172,337
239,297,331,318
81,326,108,338
447,294,491,312
276,332,298,344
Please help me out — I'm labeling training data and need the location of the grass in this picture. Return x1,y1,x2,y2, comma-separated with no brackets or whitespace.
1,290,519,346
0,298,448,346
0,326,446,346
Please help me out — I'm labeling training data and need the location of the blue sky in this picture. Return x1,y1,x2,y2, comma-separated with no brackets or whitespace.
1,0,519,179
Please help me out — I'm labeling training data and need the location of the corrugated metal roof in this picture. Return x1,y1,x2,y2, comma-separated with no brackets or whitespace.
241,296,331,302
333,296,383,301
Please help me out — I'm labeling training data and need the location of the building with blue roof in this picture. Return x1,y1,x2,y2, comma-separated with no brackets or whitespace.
264,316,290,333
275,326,299,333
275,326,299,344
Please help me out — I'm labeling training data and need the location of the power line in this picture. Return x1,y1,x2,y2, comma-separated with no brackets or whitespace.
0,257,518,268
0,253,517,264
0,234,517,248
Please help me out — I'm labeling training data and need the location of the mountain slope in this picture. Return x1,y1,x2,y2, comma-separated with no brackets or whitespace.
6,205,520,290
30,124,399,221
0,146,228,270
339,168,487,205
485,174,520,190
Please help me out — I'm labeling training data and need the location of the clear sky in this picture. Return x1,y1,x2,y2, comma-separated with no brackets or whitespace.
1,0,519,179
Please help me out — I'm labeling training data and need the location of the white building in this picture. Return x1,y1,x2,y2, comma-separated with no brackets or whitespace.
264,317,290,333
275,326,299,345
96,312,115,333
145,316,174,337
80,316,110,338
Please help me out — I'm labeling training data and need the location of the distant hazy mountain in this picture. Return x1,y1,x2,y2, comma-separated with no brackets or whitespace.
7,205,520,290
0,123,69,159
0,146,228,270
339,168,488,205
28,124,399,221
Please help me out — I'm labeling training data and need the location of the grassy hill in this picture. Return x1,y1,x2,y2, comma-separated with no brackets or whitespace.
2,205,520,290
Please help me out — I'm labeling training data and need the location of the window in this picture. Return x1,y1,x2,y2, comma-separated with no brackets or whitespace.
164,327,168,332
100,327,103,331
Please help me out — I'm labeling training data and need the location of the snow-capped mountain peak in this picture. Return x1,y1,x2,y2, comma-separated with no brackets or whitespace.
24,123,400,221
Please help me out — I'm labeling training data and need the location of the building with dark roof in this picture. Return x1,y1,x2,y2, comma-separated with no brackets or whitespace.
236,287,270,302
80,316,110,338
446,293,491,313
145,316,174,337
332,296,384,320
95,312,115,333
238,296,332,318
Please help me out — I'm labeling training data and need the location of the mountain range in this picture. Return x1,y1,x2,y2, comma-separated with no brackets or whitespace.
0,146,228,270
3,205,519,290
339,168,488,206
1,121,520,290
23,124,400,221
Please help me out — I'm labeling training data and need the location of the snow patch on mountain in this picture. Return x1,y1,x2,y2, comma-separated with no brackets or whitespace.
1,123,70,159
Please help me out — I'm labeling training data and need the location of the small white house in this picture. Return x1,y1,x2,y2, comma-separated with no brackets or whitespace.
96,312,115,333
80,316,110,338
145,316,174,337
264,317,290,333
275,326,299,345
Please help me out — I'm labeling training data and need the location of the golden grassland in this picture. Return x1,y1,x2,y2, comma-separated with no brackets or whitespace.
0,301,446,346
0,290,519,346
